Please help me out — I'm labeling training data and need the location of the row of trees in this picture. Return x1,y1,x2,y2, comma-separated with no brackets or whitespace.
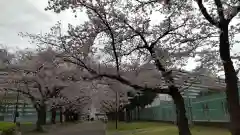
41,0,240,135
0,0,239,135
0,48,130,131
33,0,240,135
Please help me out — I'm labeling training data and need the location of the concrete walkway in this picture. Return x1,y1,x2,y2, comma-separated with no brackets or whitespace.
42,121,106,135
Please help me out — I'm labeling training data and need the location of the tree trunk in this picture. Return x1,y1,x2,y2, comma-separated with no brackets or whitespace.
36,105,46,132
169,86,191,135
73,113,78,121
60,108,63,123
219,25,240,135
126,108,129,122
51,108,56,124
130,110,132,121
64,111,70,122
70,112,74,121
43,109,47,125
148,44,191,135
137,106,140,120
128,109,131,122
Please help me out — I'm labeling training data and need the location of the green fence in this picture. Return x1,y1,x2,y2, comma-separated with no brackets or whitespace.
0,102,60,122
135,92,230,123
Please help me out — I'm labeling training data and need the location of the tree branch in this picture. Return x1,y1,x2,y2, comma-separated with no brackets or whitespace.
62,57,169,93
226,5,240,22
196,0,220,27
214,0,225,22
149,18,188,49
5,88,39,107
123,20,149,48
80,2,121,76
120,46,146,56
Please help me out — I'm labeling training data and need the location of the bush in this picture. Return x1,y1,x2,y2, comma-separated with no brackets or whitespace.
0,122,17,135
1,127,16,135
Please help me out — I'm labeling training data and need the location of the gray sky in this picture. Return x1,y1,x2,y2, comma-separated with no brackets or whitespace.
1,0,240,72
0,0,87,50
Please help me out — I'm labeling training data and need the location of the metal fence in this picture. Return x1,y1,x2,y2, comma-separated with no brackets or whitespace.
0,102,60,122
133,92,230,123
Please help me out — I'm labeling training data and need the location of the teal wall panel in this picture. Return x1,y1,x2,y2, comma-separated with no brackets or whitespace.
137,91,232,123
0,103,61,122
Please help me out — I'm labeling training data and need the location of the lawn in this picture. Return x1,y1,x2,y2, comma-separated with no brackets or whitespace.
0,122,16,131
0,121,34,135
106,121,231,135
0,122,34,133
107,121,171,131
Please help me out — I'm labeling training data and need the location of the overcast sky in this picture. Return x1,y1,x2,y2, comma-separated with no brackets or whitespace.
1,0,240,72
0,0,88,50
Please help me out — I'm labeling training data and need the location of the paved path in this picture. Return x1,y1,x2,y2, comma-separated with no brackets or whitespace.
41,121,106,135
70,121,106,135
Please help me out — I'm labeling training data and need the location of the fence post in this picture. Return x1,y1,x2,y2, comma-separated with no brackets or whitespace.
188,98,193,126
172,100,177,125
186,90,194,126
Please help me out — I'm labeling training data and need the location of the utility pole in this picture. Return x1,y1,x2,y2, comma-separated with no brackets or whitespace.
115,91,119,129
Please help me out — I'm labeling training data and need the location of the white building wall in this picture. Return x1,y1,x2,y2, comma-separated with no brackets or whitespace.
146,94,172,108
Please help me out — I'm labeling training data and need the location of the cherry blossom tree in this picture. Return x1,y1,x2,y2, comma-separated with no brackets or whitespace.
0,48,14,66
100,91,128,114
1,48,78,131
0,48,97,125
110,0,240,134
192,1,240,134
55,83,91,122
15,1,218,135
97,80,129,122
21,24,217,134
0,48,15,116
137,1,240,134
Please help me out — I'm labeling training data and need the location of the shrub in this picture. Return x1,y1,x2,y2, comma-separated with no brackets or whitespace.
0,122,17,135
1,127,16,135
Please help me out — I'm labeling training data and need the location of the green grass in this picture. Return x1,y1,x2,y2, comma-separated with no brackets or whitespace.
107,122,231,135
0,122,16,131
107,121,171,131
0,121,34,133
0,122,34,135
